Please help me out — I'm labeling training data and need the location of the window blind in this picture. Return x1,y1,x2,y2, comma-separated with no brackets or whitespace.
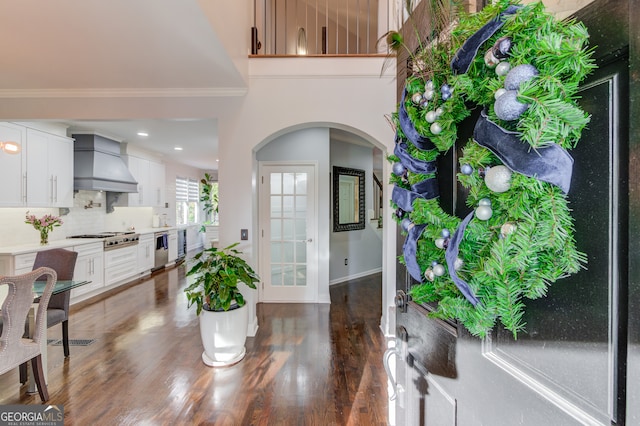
176,177,199,202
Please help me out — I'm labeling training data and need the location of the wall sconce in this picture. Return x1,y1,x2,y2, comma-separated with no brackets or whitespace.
297,27,307,55
0,140,21,154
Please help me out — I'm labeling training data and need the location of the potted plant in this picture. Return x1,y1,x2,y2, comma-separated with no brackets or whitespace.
184,243,260,367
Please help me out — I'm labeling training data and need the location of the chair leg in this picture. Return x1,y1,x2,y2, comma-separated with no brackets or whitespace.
19,362,28,384
31,355,49,402
62,320,70,357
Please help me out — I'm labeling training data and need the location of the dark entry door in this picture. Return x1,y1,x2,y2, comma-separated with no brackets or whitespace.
393,1,638,424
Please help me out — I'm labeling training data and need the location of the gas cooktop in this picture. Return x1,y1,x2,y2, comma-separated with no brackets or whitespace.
68,231,139,250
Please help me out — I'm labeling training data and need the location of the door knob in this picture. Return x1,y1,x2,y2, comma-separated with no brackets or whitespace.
395,290,410,313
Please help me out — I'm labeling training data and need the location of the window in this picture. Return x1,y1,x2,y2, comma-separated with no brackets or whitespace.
176,176,200,225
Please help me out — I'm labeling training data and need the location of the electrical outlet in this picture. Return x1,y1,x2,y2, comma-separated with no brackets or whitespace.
241,229,248,240
344,258,348,266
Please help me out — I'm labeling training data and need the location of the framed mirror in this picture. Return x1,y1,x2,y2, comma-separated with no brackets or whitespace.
333,166,365,232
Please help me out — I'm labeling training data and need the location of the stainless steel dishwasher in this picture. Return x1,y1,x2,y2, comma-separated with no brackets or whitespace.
153,231,169,270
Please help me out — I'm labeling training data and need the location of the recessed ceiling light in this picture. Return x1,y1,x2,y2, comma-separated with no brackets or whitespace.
174,146,183,151
216,159,219,162
137,132,148,137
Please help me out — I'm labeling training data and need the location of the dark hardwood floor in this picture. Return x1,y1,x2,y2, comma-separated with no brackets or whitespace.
0,264,389,425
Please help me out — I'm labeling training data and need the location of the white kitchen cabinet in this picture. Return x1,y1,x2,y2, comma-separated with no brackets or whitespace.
122,155,165,207
168,230,178,263
149,160,165,207
137,233,155,273
70,242,104,299
0,123,26,207
104,245,139,287
25,128,74,207
0,251,37,304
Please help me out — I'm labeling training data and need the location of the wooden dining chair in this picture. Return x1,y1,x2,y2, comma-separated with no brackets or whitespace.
32,248,78,358
0,267,57,402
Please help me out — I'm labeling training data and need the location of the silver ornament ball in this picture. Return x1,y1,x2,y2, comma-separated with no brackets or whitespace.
484,165,512,193
430,122,442,135
484,49,500,68
454,257,464,270
495,61,511,76
504,64,539,91
478,198,492,206
392,162,406,176
494,88,507,100
425,111,438,123
433,264,445,276
475,205,493,221
494,90,529,121
461,164,473,175
411,92,423,104
435,238,445,249
424,268,435,282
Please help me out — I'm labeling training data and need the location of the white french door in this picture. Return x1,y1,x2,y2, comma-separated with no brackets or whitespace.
259,163,317,302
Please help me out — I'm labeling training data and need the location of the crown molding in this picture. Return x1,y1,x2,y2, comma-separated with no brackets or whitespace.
0,87,248,98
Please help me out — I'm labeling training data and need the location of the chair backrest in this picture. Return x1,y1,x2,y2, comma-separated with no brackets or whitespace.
32,248,78,311
0,267,57,375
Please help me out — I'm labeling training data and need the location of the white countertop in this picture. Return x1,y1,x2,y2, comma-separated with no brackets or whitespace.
0,226,183,255
0,238,103,256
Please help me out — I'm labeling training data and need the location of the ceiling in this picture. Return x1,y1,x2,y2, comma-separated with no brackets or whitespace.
0,1,246,171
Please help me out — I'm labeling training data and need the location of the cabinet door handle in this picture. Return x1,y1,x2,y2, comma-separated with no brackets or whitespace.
23,173,27,202
54,175,58,202
50,175,54,203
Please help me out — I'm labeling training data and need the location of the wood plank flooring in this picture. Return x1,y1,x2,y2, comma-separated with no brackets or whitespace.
0,265,389,425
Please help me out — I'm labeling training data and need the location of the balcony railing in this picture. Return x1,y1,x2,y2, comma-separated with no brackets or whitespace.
252,0,394,55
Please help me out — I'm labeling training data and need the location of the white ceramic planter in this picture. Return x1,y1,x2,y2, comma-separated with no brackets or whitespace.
199,303,248,367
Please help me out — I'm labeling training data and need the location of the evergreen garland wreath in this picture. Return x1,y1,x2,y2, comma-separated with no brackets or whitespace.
390,1,596,338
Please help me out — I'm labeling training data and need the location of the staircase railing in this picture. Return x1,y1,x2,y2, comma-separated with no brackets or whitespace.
252,0,393,55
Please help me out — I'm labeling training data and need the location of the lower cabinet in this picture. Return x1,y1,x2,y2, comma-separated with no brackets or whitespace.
137,233,154,273
70,243,104,299
104,246,138,287
168,230,178,263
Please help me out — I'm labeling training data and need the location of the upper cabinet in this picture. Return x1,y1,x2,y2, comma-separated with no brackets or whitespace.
26,129,74,207
0,123,26,207
122,155,165,207
0,123,73,208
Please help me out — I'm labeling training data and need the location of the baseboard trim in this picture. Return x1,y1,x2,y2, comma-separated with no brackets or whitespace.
329,268,382,286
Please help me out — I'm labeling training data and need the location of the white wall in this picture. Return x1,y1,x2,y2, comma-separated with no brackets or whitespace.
330,141,383,283
217,56,397,336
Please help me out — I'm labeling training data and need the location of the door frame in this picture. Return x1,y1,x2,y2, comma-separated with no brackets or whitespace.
257,161,319,303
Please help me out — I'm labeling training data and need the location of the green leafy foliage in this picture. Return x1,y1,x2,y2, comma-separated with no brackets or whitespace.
184,243,260,315
391,1,594,338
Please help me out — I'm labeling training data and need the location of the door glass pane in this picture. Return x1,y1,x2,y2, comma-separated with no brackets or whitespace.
295,219,306,240
271,242,282,262
296,265,307,286
283,173,295,194
296,173,307,194
271,195,282,216
282,219,294,240
271,265,282,286
296,242,306,262
283,242,294,263
271,219,282,240
271,173,282,194
283,265,295,286
296,196,306,216
283,196,294,217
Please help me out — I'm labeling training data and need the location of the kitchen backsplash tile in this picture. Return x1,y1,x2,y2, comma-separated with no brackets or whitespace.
0,190,161,247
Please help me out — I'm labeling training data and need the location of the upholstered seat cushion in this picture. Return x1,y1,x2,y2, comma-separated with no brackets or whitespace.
46,309,66,326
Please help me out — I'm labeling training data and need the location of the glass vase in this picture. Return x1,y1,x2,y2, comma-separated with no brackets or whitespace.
40,229,49,245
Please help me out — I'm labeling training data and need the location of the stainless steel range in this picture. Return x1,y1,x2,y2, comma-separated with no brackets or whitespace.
68,231,140,251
